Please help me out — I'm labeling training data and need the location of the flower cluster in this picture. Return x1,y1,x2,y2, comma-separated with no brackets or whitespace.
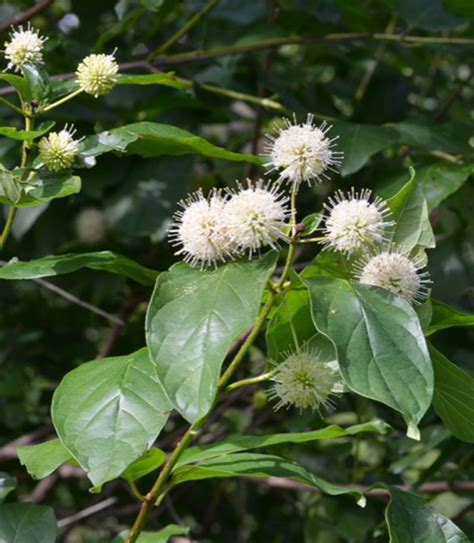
3,24,47,71
38,125,82,172
169,181,289,268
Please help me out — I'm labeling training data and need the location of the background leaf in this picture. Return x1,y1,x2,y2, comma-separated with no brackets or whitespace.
0,473,16,502
0,504,58,543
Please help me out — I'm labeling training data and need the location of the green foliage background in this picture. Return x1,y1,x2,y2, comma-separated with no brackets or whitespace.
0,0,473,541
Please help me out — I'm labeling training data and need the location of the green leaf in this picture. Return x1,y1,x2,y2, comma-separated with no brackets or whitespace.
171,452,366,505
21,62,51,105
121,448,166,482
332,121,399,176
51,348,172,487
0,164,21,205
397,0,468,31
431,345,474,444
81,122,260,163
16,173,81,207
0,504,58,543
384,485,470,542
0,473,16,502
0,251,158,286
386,170,435,251
426,300,474,336
304,276,433,427
17,439,72,480
114,524,190,543
0,121,55,141
0,73,31,103
301,212,323,236
146,253,277,423
176,420,391,467
117,72,185,89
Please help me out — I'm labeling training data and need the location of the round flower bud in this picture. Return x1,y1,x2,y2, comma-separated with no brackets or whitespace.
322,188,393,255
38,125,81,172
270,350,342,412
224,179,290,256
75,208,107,245
3,24,47,71
264,114,343,187
169,189,229,268
76,53,119,97
355,250,431,304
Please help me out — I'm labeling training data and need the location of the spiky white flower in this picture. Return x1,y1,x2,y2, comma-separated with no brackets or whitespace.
355,249,431,304
169,189,229,268
76,53,119,97
264,114,343,186
75,208,107,244
3,25,47,71
38,125,81,171
225,180,290,256
270,350,341,412
323,188,393,255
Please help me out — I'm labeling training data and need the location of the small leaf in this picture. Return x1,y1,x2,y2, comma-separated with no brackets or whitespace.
426,300,474,336
300,212,323,236
121,448,166,482
21,62,51,105
0,73,31,103
171,452,366,505
0,121,55,141
0,164,21,205
0,504,58,543
304,276,433,426
386,170,435,251
146,253,277,423
431,345,474,444
176,420,391,467
52,348,172,487
384,485,470,542
114,525,190,543
117,72,185,89
17,173,81,207
0,473,16,502
0,251,158,286
17,439,72,480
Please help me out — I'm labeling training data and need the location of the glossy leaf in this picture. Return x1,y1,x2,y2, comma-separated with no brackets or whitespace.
0,473,16,502
114,525,190,543
0,504,58,543
21,62,51,105
0,251,158,286
121,448,166,482
304,276,433,427
431,346,474,443
426,300,474,336
0,121,54,141
146,253,277,422
81,122,260,163
384,485,470,542
176,420,391,467
386,170,435,251
332,121,399,176
171,452,366,505
0,73,31,102
17,173,81,207
17,439,72,480
52,348,172,487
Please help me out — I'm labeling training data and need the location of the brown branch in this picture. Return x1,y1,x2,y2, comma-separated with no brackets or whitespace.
0,426,52,462
57,497,118,529
0,0,55,35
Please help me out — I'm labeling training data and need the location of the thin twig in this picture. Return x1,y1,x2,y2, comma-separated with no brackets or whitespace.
58,497,118,529
0,0,55,34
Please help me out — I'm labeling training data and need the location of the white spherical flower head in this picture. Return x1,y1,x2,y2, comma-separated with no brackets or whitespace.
264,114,343,186
75,208,107,245
3,24,47,71
270,351,341,412
323,189,393,255
225,180,290,256
38,125,81,172
356,250,431,304
169,189,229,268
76,53,119,97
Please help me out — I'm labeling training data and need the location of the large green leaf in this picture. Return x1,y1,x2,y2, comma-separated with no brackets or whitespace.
431,346,474,443
17,439,72,480
18,173,81,207
426,300,474,336
171,452,366,505
304,276,433,429
0,473,16,502
384,485,470,542
0,504,58,543
386,170,435,251
332,121,399,176
51,348,172,487
0,73,31,102
0,251,158,286
114,525,190,543
81,122,260,163
146,253,277,423
176,420,391,467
